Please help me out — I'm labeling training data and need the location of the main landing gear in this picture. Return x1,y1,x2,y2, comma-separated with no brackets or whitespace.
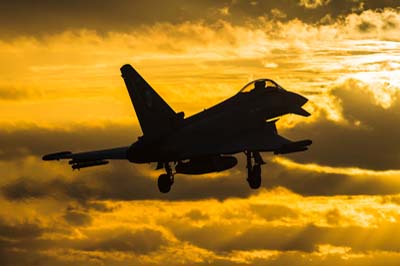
246,151,265,189
157,163,174,193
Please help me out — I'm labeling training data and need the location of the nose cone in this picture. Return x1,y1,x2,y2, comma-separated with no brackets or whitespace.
286,91,308,106
286,91,310,117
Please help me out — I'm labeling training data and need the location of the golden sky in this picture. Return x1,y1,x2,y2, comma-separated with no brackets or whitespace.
1,1,400,265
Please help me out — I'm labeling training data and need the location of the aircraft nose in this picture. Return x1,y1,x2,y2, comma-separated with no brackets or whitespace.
286,91,308,106
285,91,310,117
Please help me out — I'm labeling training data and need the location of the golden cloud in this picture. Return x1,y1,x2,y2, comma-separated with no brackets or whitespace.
298,0,331,9
2,188,400,265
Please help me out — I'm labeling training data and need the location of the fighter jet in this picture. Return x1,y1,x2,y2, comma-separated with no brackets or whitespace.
43,64,312,193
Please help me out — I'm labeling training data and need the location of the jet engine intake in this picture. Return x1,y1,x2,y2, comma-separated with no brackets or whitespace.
176,156,237,175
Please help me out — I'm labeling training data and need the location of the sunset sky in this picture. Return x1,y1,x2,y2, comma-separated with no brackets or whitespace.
1,1,400,265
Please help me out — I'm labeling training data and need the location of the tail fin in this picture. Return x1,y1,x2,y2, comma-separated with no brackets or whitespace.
120,64,182,140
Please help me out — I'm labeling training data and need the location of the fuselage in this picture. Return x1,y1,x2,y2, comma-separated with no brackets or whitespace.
127,80,308,163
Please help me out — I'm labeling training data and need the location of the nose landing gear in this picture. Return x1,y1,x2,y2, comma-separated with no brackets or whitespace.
157,163,174,193
246,151,265,189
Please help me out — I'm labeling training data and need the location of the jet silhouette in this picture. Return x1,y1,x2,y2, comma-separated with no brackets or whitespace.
43,64,312,193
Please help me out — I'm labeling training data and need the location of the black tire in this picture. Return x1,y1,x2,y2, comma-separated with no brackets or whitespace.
247,167,253,179
253,164,261,178
158,174,172,193
247,165,261,189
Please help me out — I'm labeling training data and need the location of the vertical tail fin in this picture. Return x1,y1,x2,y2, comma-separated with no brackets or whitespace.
120,64,181,140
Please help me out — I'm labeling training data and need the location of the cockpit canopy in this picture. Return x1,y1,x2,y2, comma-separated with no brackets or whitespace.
239,79,285,93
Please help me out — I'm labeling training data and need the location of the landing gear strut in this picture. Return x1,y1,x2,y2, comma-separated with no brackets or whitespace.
246,151,265,189
157,163,174,193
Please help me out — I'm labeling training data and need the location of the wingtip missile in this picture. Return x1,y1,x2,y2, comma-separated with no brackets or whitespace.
71,160,109,170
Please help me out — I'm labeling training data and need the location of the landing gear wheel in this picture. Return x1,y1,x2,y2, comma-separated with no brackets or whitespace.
157,163,175,193
253,164,261,179
158,174,173,193
245,150,263,189
247,165,261,189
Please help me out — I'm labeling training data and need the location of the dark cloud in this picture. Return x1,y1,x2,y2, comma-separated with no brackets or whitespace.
0,0,228,37
358,20,377,32
0,249,50,266
0,123,250,201
167,222,307,252
266,164,400,196
84,201,115,212
3,154,372,202
284,78,400,170
184,209,209,220
198,251,400,266
83,228,167,253
0,123,138,161
4,157,400,204
0,218,48,266
1,162,253,202
0,86,39,100
0,218,43,240
2,177,49,200
63,208,92,226
0,217,168,265
1,0,398,37
169,222,400,253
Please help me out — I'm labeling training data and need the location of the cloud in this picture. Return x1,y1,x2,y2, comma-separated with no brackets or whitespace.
250,203,299,220
0,0,399,38
63,208,92,226
3,151,400,206
1,163,252,202
231,223,400,253
0,218,43,240
0,9,399,127
299,0,331,9
358,20,377,32
0,86,41,100
1,187,400,265
0,1,228,37
82,228,168,253
0,218,168,265
283,78,400,170
0,123,137,161
2,177,49,200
